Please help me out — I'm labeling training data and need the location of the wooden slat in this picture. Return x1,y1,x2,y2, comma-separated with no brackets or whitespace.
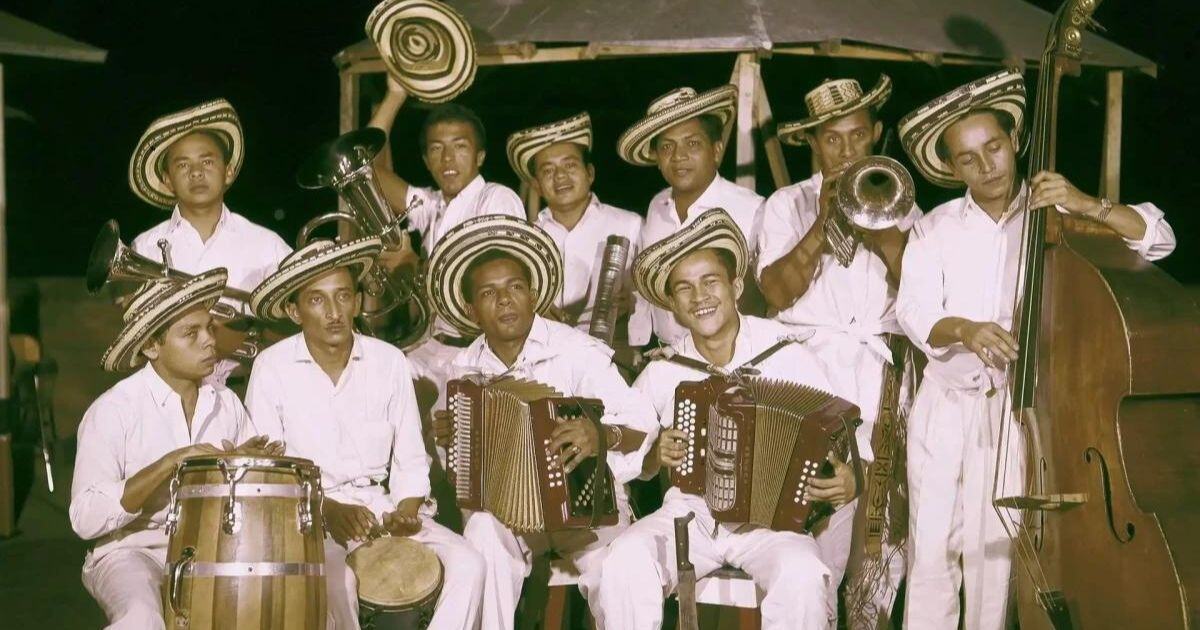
1101,69,1123,201
732,52,757,191
752,67,790,189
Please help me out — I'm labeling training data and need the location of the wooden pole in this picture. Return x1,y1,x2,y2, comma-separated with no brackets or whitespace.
752,67,790,189
732,52,758,191
519,180,541,222
1100,69,1123,201
0,63,11,538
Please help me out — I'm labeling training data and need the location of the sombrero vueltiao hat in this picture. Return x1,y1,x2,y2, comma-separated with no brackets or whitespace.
617,85,738,167
101,269,229,373
128,99,244,209
366,0,477,104
425,215,563,336
506,112,593,182
777,75,893,146
632,208,748,311
250,237,384,322
898,69,1026,188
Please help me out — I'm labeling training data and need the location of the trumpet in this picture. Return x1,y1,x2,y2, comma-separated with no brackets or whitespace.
296,127,430,349
86,220,288,361
825,156,916,267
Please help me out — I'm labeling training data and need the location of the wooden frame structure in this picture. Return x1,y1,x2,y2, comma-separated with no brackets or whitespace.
334,36,1150,217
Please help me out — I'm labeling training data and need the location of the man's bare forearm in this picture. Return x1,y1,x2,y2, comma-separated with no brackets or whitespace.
760,226,826,310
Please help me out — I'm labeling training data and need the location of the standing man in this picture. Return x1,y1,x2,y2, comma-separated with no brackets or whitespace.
127,99,293,382
586,209,856,629
896,69,1176,630
617,85,765,346
758,75,916,627
367,78,525,400
245,238,486,630
70,270,276,629
507,113,644,342
423,215,656,629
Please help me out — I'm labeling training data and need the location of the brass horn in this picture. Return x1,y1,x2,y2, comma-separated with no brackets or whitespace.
295,128,430,348
825,156,916,267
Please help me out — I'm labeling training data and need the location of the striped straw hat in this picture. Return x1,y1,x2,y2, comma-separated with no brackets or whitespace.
250,237,383,322
617,85,737,167
777,75,892,146
128,99,243,209
101,269,228,372
506,112,593,182
632,208,748,311
366,0,478,103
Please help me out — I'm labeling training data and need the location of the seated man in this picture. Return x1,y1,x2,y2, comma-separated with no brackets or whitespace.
245,237,485,630
70,269,277,629
424,215,656,630
585,209,858,629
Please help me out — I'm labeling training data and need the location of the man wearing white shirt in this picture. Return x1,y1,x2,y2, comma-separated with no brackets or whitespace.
245,237,485,630
758,76,916,627
587,209,857,630
366,78,526,401
617,85,765,346
423,215,655,629
127,99,293,384
508,113,643,342
896,70,1176,630
71,269,276,630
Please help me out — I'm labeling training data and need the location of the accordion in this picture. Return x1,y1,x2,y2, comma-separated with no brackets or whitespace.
445,376,618,533
669,376,861,533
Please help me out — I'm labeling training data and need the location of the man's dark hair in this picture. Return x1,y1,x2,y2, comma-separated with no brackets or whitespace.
934,107,1017,162
419,103,487,153
461,249,533,303
665,247,738,296
651,113,723,152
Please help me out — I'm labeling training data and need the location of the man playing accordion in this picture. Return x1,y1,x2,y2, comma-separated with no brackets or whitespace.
586,209,861,629
425,215,656,630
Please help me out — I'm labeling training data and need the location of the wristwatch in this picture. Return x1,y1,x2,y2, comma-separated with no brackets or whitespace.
1095,197,1114,222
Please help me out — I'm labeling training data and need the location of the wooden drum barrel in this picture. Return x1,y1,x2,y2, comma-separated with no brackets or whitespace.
163,455,326,629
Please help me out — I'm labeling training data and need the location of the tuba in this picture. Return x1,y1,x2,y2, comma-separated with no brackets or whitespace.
86,220,286,361
296,127,430,349
824,156,916,267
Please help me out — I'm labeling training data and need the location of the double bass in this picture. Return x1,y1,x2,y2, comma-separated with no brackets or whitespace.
995,1,1200,628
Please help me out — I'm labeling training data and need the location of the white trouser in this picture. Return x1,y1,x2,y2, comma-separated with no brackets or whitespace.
325,516,485,630
904,375,1024,630
585,491,833,630
814,497,906,629
81,546,168,630
463,498,630,630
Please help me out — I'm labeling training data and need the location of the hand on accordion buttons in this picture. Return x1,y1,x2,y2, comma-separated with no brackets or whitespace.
549,419,600,473
325,499,380,547
383,497,424,537
803,451,857,508
432,410,454,448
656,429,688,469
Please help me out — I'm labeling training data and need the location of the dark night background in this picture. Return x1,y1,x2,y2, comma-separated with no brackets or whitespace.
1,0,1197,282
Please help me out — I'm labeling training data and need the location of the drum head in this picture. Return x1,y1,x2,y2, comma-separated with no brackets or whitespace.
348,537,444,608
178,454,318,474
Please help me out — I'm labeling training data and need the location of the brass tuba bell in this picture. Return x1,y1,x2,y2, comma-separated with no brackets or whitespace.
295,128,430,349
825,156,916,267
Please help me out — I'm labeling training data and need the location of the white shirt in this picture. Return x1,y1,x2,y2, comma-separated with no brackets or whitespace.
132,204,292,301
634,316,834,499
69,364,250,563
535,194,644,337
897,185,1176,391
631,175,765,345
405,174,525,257
244,333,430,510
446,315,658,486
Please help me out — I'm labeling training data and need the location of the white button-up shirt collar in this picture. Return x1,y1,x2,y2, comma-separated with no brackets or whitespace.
535,194,644,335
632,175,765,345
447,315,658,485
245,333,430,513
69,364,249,564
405,174,526,257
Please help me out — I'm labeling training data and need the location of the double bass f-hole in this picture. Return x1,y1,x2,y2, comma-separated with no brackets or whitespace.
1083,447,1136,544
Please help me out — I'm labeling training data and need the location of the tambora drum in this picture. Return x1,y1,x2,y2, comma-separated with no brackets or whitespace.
348,536,443,630
163,455,326,629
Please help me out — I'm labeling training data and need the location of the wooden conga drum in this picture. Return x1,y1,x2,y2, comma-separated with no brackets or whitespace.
348,536,443,630
163,455,325,629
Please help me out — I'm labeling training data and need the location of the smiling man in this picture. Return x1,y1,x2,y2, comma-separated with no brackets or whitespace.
245,237,485,630
423,215,655,630
896,70,1176,630
127,99,292,383
617,85,765,346
507,113,643,340
70,269,278,629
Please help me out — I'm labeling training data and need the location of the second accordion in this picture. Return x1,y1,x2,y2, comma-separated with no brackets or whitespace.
446,376,618,533
669,375,861,533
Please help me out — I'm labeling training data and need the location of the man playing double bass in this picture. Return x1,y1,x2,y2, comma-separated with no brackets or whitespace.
896,69,1175,629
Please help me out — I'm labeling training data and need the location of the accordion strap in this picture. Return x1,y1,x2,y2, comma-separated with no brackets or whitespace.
571,398,613,529
644,334,807,377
